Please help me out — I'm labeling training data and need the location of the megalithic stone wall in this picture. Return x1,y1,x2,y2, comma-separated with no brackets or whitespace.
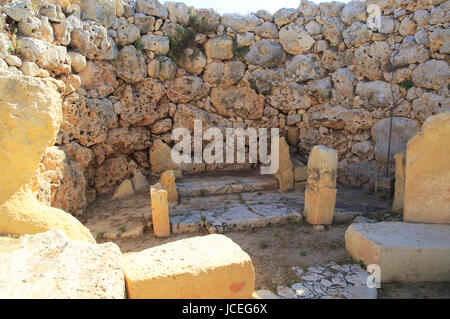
0,0,448,215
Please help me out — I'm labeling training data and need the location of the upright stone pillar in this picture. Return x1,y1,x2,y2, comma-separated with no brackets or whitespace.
150,183,170,237
404,112,450,224
161,170,178,204
304,146,338,225
392,152,406,213
274,137,294,192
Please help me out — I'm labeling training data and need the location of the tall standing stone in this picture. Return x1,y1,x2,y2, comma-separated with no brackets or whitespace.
150,183,170,237
304,146,338,225
274,137,294,192
392,152,406,213
404,112,450,224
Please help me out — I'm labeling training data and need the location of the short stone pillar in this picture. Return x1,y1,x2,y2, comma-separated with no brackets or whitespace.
392,152,406,213
304,146,338,225
150,183,170,237
274,137,294,192
161,170,178,204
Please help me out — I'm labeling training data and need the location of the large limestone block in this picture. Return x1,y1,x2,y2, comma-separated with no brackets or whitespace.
149,139,178,172
392,152,406,213
123,234,255,299
0,229,125,298
0,74,62,206
0,186,95,243
404,113,450,224
345,222,450,283
150,183,170,237
304,184,337,225
306,145,338,188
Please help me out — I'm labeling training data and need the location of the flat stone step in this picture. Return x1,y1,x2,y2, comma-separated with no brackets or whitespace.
176,170,279,198
345,222,450,283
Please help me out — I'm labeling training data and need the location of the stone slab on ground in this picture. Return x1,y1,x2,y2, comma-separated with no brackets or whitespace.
268,263,376,299
0,229,125,298
123,234,255,299
345,222,450,283
176,170,278,198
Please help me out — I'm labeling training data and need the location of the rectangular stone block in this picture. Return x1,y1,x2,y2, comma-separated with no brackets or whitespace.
150,183,170,237
306,145,338,188
404,113,450,224
345,222,450,283
123,234,255,299
304,183,337,225
392,152,406,213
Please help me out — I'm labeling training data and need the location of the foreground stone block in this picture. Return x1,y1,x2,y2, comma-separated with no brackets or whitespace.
345,222,450,283
0,186,95,243
0,229,125,298
123,234,255,298
150,183,170,237
161,170,178,203
0,74,62,206
404,112,450,224
112,179,134,199
392,152,406,213
304,146,338,225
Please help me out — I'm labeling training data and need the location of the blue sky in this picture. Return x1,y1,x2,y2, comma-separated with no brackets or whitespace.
178,0,351,15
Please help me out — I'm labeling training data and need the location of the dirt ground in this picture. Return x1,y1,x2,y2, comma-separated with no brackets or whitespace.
111,222,450,299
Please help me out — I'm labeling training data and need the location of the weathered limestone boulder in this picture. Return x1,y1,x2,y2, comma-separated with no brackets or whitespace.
40,2,65,23
150,183,170,237
332,68,355,98
123,234,255,298
391,39,429,68
204,36,234,60
268,83,311,112
412,93,450,123
70,22,117,60
18,15,54,43
114,79,168,126
78,60,118,98
286,54,324,83
147,56,177,81
244,40,285,69
345,222,450,282
404,113,450,224
132,169,148,191
112,179,134,199
94,154,137,195
136,0,168,19
104,127,151,155
279,24,315,55
53,20,73,46
203,61,246,85
371,117,419,165
116,17,140,46
392,152,406,213
164,1,190,26
68,51,86,73
353,42,391,80
0,185,94,243
211,86,264,120
174,47,206,75
411,60,449,90
341,1,367,24
304,146,338,225
32,146,87,215
274,137,294,192
80,0,118,28
221,13,260,33
115,45,147,84
322,18,344,46
134,13,155,34
0,74,62,206
17,37,71,75
245,68,282,95
139,34,170,55
63,141,93,168
429,28,450,54
342,21,372,48
304,105,372,134
273,8,298,27
255,22,279,39
355,81,399,110
161,170,178,203
151,118,172,134
149,139,178,173
167,76,207,103
58,93,118,147
0,230,124,298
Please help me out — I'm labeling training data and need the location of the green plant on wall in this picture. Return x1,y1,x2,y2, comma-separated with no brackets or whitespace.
232,36,249,59
188,13,216,34
168,25,195,59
